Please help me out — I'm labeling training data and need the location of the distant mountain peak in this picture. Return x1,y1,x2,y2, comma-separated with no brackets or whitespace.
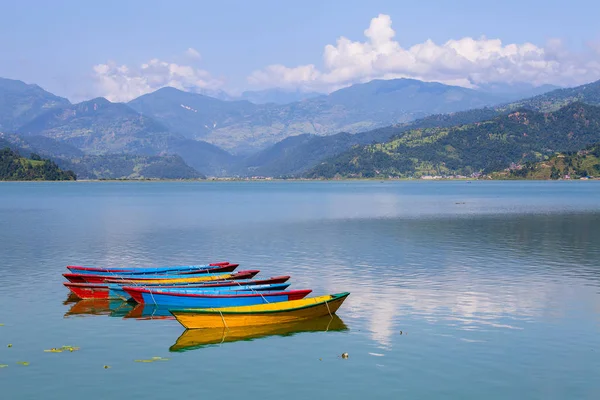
239,88,324,104
0,76,71,132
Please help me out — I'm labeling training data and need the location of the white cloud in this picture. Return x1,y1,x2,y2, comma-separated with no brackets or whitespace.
92,52,224,102
185,47,201,60
248,14,600,92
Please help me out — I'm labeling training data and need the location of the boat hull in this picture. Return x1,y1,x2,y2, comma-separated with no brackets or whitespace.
108,282,290,301
170,292,349,329
64,282,115,299
67,262,231,275
103,277,290,300
64,270,259,284
125,288,311,307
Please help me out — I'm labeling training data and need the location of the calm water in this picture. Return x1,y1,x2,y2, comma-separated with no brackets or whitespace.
0,181,599,399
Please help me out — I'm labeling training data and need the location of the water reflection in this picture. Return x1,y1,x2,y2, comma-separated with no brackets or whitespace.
64,298,134,317
124,304,175,320
170,315,348,352
64,299,175,320
63,298,348,352
63,293,80,305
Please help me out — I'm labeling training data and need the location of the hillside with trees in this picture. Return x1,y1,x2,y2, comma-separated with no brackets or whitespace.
0,147,76,181
493,144,600,180
306,102,600,179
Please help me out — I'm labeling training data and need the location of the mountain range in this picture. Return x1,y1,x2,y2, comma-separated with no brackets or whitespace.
306,102,600,179
2,75,600,179
128,78,519,153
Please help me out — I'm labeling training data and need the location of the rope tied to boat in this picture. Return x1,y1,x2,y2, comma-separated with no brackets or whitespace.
148,288,158,306
218,310,229,331
325,299,333,319
250,286,270,304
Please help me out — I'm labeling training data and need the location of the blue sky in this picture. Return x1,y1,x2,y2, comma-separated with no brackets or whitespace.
1,0,599,101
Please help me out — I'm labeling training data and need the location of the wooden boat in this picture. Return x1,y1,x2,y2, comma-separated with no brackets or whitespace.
67,262,231,275
107,276,288,300
62,263,239,283
63,269,259,284
169,315,348,352
170,292,350,329
144,283,290,294
106,270,260,285
63,281,290,300
64,282,120,299
108,282,290,301
124,287,312,307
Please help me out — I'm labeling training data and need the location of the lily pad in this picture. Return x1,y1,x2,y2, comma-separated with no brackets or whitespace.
135,356,169,363
44,348,64,353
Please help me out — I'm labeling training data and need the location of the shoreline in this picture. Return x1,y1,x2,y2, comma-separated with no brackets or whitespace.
1,177,599,183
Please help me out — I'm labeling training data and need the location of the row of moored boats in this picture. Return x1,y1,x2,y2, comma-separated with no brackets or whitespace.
63,262,349,329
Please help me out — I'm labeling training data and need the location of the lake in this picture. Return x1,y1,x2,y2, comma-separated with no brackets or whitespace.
0,181,599,399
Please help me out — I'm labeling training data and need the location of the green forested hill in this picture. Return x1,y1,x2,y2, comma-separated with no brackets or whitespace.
506,79,600,112
1,135,205,180
306,102,600,179
0,147,76,181
232,80,600,176
494,144,600,180
56,154,204,180
233,107,502,177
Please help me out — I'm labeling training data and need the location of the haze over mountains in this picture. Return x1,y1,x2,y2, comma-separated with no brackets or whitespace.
1,75,600,179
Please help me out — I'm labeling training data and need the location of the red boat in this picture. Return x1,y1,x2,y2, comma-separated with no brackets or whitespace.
63,275,291,300
67,261,231,274
63,264,244,284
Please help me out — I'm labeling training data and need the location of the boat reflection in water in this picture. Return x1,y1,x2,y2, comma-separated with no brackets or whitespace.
64,298,134,318
170,315,348,352
64,298,175,320
123,304,175,320
63,293,81,305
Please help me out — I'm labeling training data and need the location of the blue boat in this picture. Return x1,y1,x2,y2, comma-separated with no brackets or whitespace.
67,262,237,275
124,287,312,307
109,282,291,301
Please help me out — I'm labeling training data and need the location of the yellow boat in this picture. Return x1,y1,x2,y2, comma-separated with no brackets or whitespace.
170,315,348,351
170,292,350,329
105,270,258,285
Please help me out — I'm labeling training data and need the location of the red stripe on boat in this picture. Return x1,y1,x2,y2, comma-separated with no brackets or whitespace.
122,287,145,304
